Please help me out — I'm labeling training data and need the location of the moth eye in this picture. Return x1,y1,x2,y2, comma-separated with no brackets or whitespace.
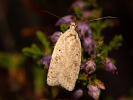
59,50,60,51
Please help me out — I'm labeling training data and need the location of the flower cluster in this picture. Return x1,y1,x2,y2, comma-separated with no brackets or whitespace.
20,0,123,100
38,0,122,100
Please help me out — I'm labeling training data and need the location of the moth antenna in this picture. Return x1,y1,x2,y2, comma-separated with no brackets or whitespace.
77,16,117,26
88,16,117,22
41,10,69,26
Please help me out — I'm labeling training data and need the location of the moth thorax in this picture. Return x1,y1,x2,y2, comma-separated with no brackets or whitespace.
70,22,76,29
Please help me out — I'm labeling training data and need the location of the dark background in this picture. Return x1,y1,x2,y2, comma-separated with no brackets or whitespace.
0,0,132,99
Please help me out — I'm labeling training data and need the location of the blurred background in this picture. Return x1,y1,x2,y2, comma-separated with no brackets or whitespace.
0,0,133,100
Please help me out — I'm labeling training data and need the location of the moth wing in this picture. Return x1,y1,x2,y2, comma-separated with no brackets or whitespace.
58,29,81,91
47,32,66,86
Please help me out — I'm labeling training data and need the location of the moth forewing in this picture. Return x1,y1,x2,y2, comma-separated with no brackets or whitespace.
58,28,81,91
47,32,65,86
47,22,81,91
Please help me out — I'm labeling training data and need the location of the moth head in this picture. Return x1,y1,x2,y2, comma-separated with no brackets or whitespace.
70,22,76,29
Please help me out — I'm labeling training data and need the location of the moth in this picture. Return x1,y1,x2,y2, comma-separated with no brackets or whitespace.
47,22,81,91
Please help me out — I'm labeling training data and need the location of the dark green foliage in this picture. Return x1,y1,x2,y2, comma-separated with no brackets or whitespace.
78,73,88,81
22,31,52,94
33,66,46,91
0,0,124,99
60,24,68,33
106,35,123,51
100,35,123,56
90,21,104,41
81,48,87,62
22,44,43,59
74,7,83,20
0,52,25,69
36,31,50,48
22,31,52,60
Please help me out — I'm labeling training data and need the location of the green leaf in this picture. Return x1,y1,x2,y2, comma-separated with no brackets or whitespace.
78,73,87,81
99,35,122,56
105,35,123,52
51,87,59,98
90,20,104,41
74,7,82,19
109,35,123,50
60,24,68,33
36,31,50,48
100,49,108,57
22,44,43,59
81,48,87,62
33,66,46,91
95,40,104,53
0,52,25,69
88,9,102,19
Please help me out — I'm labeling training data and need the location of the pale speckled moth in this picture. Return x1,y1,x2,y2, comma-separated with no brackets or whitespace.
43,11,117,91
47,22,81,91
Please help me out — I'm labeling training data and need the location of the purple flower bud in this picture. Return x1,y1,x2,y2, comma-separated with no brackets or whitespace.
85,59,96,74
40,54,52,69
83,37,96,55
104,58,117,74
50,31,61,43
88,84,101,100
73,89,83,100
72,0,86,10
77,22,92,39
55,15,73,26
82,10,91,19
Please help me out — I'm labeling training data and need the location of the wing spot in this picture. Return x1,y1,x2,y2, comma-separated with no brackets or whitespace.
59,49,62,53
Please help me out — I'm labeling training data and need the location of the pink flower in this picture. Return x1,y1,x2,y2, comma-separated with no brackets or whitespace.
85,59,96,74
77,21,92,39
50,31,62,43
88,84,101,100
104,58,117,74
55,15,72,26
82,10,91,19
83,37,96,55
72,0,86,10
73,89,83,100
40,54,52,69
